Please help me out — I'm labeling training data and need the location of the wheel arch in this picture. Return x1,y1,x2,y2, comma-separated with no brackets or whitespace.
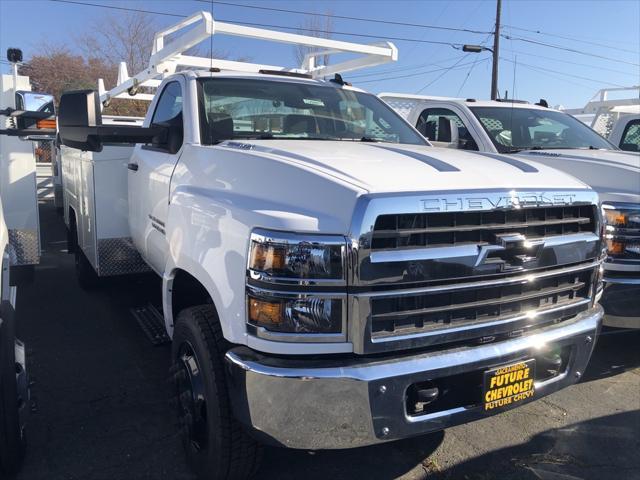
163,265,230,340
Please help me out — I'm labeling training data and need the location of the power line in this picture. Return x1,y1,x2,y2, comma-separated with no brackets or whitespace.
49,0,184,17
356,57,488,84
501,48,639,77
416,56,472,94
500,57,627,88
194,0,493,35
457,34,493,96
348,55,468,79
47,0,466,48
514,62,603,91
503,24,640,55
502,33,640,67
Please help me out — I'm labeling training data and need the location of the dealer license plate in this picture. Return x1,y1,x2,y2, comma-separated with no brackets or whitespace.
483,359,536,412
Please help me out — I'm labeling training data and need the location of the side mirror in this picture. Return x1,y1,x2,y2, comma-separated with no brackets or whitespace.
14,91,55,130
151,113,183,154
58,90,167,152
58,90,104,151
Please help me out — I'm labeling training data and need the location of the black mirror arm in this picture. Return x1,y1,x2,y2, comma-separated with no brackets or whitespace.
0,108,54,120
93,125,168,144
0,128,56,137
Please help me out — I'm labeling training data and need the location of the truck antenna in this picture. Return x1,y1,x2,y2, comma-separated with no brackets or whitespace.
209,0,215,73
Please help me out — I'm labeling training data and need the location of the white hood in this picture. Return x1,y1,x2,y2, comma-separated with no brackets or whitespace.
219,140,590,194
514,149,640,204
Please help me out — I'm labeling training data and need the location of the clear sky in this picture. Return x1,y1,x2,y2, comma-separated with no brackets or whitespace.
1,0,639,108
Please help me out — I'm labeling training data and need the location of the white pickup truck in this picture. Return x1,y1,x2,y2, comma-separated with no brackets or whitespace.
561,86,640,153
57,12,604,479
381,93,639,329
608,112,640,153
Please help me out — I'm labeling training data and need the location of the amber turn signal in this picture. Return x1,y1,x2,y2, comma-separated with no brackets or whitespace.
606,239,625,255
36,118,57,130
248,296,283,327
604,210,626,227
250,243,286,272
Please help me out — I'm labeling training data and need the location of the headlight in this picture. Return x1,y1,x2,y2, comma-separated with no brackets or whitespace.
248,229,345,281
602,203,640,258
246,229,347,338
247,291,343,334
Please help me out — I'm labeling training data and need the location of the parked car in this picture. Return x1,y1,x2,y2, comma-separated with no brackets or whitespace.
380,93,639,329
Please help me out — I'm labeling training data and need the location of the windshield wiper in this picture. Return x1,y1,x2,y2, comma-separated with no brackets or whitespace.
360,136,392,143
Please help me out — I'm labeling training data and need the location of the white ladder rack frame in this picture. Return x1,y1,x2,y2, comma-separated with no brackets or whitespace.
99,10,398,105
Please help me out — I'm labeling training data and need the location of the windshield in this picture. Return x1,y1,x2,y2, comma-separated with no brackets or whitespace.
198,78,426,145
470,106,614,152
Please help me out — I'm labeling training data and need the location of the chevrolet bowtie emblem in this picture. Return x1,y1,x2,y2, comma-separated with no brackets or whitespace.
475,233,545,272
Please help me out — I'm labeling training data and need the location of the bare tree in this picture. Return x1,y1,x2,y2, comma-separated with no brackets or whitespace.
294,12,334,69
18,47,114,105
76,12,156,75
21,11,247,116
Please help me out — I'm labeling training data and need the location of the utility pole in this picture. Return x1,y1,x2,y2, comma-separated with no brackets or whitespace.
491,0,502,100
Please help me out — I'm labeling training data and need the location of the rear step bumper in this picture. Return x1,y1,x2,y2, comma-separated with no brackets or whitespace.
225,305,602,450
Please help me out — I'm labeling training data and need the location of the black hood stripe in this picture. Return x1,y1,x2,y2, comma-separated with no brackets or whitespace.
218,141,363,183
369,144,460,172
472,152,538,173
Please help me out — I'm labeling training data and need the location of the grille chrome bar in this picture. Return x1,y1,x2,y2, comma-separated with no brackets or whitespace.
371,205,597,251
372,216,592,238
370,299,591,344
369,232,598,264
371,281,586,321
362,260,598,298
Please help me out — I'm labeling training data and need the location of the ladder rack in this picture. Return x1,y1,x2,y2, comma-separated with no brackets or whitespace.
99,10,398,106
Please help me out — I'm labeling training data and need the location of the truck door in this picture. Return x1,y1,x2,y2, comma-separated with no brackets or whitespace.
415,107,479,151
128,80,184,273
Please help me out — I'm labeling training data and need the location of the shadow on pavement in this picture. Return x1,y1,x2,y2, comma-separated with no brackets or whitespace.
259,431,444,480
582,328,640,383
429,410,640,480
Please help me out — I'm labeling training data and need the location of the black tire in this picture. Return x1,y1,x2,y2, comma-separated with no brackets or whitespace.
170,305,262,480
74,247,100,290
0,309,26,475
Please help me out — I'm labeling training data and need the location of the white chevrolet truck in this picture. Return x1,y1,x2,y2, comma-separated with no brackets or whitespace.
381,93,639,329
57,12,604,479
561,86,640,153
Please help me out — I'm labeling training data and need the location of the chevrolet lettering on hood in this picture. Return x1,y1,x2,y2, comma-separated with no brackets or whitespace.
420,193,578,212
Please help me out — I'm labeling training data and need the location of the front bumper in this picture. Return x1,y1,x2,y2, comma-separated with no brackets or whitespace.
225,305,602,450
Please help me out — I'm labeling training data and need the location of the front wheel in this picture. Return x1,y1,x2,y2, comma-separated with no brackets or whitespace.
170,305,262,480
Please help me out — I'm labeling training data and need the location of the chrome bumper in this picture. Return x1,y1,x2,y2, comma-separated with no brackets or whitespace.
225,305,602,450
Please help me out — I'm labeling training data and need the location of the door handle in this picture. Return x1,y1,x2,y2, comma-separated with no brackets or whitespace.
127,163,139,171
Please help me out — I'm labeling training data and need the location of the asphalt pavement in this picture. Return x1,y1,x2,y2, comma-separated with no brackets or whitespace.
10,168,640,480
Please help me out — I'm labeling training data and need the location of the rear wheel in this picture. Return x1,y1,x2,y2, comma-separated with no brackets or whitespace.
0,309,27,475
170,305,262,480
74,244,100,291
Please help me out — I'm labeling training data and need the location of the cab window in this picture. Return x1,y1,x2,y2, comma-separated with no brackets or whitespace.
416,108,478,150
620,119,640,152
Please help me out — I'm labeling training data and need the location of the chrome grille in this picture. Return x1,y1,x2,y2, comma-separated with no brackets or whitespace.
370,266,592,340
372,205,597,250
348,191,602,354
